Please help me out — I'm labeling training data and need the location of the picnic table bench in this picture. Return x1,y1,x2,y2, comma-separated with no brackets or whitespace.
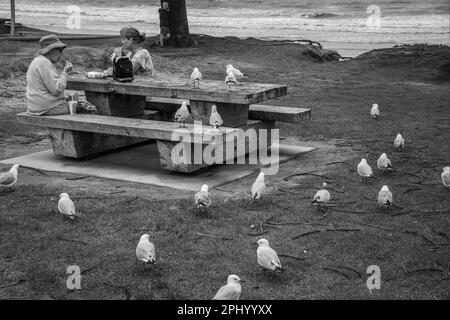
16,74,311,173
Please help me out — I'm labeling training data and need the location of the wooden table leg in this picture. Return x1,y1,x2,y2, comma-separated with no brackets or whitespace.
156,120,276,173
47,91,149,158
189,100,249,127
85,91,145,117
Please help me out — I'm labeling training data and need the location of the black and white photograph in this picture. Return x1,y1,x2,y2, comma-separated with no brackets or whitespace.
0,0,449,306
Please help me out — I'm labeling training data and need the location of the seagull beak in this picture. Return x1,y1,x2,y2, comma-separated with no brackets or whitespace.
240,279,245,283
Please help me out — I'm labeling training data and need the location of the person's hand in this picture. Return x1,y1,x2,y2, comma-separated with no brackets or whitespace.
113,47,123,58
63,61,73,73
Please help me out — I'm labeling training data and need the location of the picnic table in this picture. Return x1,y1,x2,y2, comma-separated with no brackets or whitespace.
17,74,311,173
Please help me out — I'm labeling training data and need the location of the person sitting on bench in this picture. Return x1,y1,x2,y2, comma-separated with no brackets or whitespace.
112,27,155,76
26,34,96,116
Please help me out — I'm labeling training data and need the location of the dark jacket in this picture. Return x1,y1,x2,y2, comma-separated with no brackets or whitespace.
159,8,170,27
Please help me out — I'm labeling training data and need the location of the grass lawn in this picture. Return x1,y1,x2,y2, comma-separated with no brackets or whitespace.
0,37,449,299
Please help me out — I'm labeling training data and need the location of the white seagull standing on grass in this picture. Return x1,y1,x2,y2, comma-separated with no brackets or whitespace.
58,193,78,220
377,153,393,171
255,239,283,272
312,182,331,204
251,171,266,200
357,158,374,181
190,68,202,89
213,274,243,300
370,104,380,119
378,185,393,208
0,164,20,189
209,104,223,130
226,64,244,79
195,184,211,210
441,167,450,187
174,101,190,128
136,234,156,265
225,70,237,89
394,133,405,148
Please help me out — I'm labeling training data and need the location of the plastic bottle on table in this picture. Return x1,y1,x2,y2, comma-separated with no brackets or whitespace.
85,71,106,79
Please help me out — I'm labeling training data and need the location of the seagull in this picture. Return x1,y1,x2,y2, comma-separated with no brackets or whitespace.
58,193,78,220
209,104,223,130
174,101,190,128
226,64,244,79
377,153,393,171
394,133,405,148
441,167,450,187
312,182,331,204
0,164,19,189
195,184,211,210
255,238,283,272
190,68,202,89
213,274,243,300
357,158,374,181
225,70,237,90
370,103,379,119
378,185,393,208
251,171,266,200
136,234,156,265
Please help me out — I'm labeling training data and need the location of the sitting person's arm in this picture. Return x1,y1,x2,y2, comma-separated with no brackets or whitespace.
40,60,72,96
131,49,155,76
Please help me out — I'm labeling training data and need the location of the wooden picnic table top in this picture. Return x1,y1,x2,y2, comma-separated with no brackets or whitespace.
66,74,288,105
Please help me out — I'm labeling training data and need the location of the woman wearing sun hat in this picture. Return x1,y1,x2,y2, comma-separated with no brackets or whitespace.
25,34,75,115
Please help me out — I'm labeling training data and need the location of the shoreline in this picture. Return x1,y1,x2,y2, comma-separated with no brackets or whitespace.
0,22,430,58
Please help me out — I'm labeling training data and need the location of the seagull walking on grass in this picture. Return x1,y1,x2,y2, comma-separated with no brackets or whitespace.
226,64,244,79
251,171,266,200
370,104,380,119
0,164,19,189
255,239,283,272
195,184,211,210
441,167,450,187
394,133,405,148
357,158,374,181
312,182,331,205
209,104,223,130
225,70,237,90
377,153,393,171
213,274,243,300
378,185,393,208
174,101,190,128
58,193,78,220
136,234,156,265
190,68,202,89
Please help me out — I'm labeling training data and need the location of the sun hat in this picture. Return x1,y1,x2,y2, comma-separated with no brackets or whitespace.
38,34,67,55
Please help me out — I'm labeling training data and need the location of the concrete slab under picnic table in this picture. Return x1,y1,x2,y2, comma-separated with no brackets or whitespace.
0,140,315,191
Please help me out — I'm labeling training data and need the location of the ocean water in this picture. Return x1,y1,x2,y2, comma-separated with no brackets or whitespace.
1,0,449,56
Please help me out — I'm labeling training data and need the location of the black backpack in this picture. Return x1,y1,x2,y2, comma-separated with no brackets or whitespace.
113,56,134,82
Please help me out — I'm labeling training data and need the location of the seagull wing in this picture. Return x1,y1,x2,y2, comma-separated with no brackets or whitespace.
258,247,281,270
358,163,372,176
58,198,76,217
251,181,265,199
210,112,223,127
195,191,211,207
136,240,155,263
213,283,240,300
442,172,450,187
0,172,15,186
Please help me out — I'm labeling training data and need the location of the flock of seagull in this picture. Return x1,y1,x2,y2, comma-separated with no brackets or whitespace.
1,77,449,299
175,65,245,131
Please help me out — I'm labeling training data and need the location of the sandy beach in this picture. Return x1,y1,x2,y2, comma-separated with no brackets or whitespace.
0,3,449,301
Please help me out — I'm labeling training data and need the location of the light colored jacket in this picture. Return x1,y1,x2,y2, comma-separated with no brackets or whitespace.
26,55,68,115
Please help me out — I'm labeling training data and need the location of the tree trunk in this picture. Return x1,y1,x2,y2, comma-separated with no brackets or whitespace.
161,0,193,47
